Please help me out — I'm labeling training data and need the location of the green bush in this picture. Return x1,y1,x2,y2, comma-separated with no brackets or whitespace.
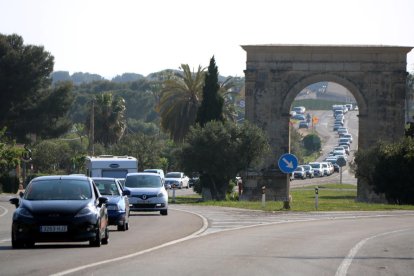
303,134,321,153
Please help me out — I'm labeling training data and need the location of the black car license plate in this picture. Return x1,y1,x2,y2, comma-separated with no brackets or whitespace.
40,225,68,232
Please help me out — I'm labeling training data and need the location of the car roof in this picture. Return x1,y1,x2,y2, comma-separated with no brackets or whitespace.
127,172,161,177
92,177,118,181
33,175,90,181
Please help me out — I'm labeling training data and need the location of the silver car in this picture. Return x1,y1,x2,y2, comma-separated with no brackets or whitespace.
124,173,168,216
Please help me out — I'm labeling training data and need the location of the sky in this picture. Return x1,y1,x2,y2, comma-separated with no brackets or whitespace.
1,0,413,79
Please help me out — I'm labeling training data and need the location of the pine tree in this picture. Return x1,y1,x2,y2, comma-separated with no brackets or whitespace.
195,56,224,127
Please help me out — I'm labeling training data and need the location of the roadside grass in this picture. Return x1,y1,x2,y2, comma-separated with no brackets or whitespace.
170,184,414,212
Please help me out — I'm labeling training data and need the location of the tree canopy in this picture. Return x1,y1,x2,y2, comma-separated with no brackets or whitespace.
195,56,224,127
0,33,73,141
157,64,205,142
178,121,270,200
353,137,414,204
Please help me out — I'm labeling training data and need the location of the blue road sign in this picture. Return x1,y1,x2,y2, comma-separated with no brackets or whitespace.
278,153,298,173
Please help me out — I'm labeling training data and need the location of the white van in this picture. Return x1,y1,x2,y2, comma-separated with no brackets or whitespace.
85,155,138,178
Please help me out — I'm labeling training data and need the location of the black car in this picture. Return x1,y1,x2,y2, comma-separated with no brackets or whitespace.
9,175,109,248
92,177,130,231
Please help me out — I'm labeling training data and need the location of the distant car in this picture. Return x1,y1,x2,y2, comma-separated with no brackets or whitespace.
93,177,130,231
339,144,350,155
298,121,310,129
319,162,331,176
333,123,342,131
188,173,199,188
338,137,351,147
301,164,314,178
164,172,189,189
292,114,306,121
9,175,109,248
333,147,346,156
144,169,165,184
124,173,168,216
293,166,306,179
342,133,353,143
308,162,324,177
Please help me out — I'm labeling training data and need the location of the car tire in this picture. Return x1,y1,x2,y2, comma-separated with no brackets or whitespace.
101,227,109,245
118,221,127,231
11,233,24,249
89,227,101,247
160,210,168,216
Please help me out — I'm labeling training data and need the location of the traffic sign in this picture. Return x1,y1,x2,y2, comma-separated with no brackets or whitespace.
278,153,298,173
336,156,347,167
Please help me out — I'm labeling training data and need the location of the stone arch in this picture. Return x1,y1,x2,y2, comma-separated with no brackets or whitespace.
242,44,412,202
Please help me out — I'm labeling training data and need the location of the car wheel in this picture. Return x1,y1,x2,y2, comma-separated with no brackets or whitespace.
125,221,129,231
11,232,24,249
160,210,168,216
89,227,101,247
117,221,127,231
101,227,109,245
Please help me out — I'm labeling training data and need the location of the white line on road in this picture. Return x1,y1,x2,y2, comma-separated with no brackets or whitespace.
0,205,8,217
335,228,410,276
50,209,208,276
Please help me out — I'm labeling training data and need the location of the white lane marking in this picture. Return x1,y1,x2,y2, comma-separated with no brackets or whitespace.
51,208,208,276
52,210,414,276
0,205,8,217
335,229,409,276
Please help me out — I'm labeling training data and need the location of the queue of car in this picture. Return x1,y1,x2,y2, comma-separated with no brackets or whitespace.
8,168,175,248
291,104,356,180
322,104,354,169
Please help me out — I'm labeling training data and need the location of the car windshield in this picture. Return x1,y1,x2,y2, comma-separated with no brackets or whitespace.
94,179,120,196
165,173,181,178
309,163,319,168
125,175,162,188
24,179,92,200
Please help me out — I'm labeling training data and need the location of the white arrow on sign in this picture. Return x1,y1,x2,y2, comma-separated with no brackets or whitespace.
282,158,294,169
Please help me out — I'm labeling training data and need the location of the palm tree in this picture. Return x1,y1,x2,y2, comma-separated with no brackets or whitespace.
157,64,205,142
87,93,126,147
219,77,238,122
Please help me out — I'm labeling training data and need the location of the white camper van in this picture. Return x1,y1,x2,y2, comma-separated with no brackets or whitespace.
85,155,138,178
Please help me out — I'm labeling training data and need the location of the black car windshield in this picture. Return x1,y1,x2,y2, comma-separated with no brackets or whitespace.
125,175,162,188
94,179,120,196
24,179,92,200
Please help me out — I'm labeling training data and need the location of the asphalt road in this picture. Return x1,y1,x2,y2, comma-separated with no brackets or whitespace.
0,194,203,276
2,194,413,276
291,109,358,187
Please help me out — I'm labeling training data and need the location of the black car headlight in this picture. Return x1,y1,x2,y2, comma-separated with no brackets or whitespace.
17,208,33,218
75,207,94,218
157,192,165,198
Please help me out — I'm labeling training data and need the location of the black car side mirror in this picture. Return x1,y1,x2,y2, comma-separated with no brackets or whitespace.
98,196,108,207
9,198,20,208
122,189,130,196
